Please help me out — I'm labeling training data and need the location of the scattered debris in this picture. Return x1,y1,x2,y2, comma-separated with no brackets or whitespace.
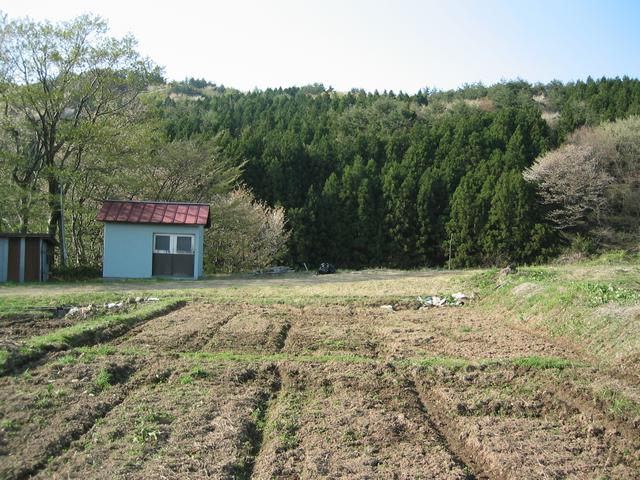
417,293,469,308
380,293,472,312
253,266,294,275
64,297,159,319
318,263,336,275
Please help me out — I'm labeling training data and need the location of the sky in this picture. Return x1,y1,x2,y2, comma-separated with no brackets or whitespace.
2,0,639,93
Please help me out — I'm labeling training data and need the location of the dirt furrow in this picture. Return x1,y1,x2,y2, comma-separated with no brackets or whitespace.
0,358,144,480
538,373,640,448
251,362,471,479
113,301,241,352
403,374,481,479
203,307,294,354
33,360,279,480
282,305,381,358
412,366,640,479
413,372,509,480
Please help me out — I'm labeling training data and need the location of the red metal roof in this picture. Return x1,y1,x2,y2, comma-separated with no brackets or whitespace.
97,201,210,227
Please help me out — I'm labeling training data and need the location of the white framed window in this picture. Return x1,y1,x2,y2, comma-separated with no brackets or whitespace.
153,234,194,254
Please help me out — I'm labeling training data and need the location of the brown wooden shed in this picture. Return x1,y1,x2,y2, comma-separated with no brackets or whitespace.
0,233,55,283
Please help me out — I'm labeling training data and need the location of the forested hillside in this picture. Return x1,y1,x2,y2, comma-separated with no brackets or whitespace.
155,77,640,268
2,15,639,271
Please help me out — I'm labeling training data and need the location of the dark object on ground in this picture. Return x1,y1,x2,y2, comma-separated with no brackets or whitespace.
318,263,336,275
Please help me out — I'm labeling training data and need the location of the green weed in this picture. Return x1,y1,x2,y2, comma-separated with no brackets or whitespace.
34,383,66,409
189,366,209,379
576,282,639,307
54,354,77,366
599,388,640,417
1,418,20,432
132,410,174,444
517,268,557,281
93,370,112,393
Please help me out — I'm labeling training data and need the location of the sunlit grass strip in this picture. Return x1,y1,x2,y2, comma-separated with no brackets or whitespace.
0,298,185,375
181,351,581,370
182,351,377,364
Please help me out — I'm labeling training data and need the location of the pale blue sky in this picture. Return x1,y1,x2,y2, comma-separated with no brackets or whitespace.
2,0,639,92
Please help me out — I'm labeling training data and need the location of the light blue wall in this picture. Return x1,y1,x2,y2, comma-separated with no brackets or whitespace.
0,238,7,282
103,223,204,279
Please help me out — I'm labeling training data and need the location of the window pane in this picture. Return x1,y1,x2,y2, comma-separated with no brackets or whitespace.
155,235,170,252
176,236,193,253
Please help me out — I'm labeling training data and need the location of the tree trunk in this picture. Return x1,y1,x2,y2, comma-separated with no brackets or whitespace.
18,192,30,234
47,177,68,267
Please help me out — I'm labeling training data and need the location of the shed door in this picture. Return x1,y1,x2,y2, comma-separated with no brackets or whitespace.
24,238,41,281
152,234,195,277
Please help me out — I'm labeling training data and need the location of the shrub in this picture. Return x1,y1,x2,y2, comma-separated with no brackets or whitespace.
50,264,102,281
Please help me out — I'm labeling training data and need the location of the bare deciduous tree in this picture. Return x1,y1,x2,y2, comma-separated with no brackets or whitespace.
206,187,290,272
525,116,640,246
523,144,612,231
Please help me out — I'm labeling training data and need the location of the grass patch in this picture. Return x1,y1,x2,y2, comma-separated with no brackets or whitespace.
181,351,576,372
181,351,376,364
510,356,577,370
266,390,303,452
576,282,639,306
409,356,472,370
27,299,182,350
53,354,77,366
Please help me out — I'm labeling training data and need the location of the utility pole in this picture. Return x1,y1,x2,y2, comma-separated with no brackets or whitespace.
58,186,68,266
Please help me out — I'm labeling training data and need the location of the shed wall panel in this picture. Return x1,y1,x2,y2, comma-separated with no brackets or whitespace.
24,238,41,281
0,238,7,282
7,238,20,282
103,223,204,279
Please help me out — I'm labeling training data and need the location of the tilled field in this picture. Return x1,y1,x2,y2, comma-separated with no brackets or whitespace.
1,301,639,479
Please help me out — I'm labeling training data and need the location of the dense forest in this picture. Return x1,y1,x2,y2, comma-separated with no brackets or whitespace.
156,76,640,268
1,14,639,273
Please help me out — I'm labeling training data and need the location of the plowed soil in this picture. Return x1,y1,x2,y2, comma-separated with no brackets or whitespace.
1,300,638,479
